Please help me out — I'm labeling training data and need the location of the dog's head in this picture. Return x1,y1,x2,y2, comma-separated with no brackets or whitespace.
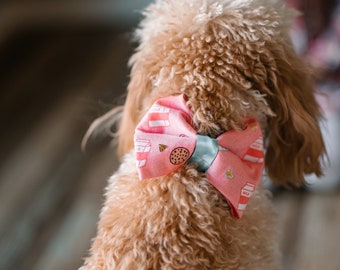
117,0,325,186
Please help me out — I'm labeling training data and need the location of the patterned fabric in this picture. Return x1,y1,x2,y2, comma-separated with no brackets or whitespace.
134,95,264,218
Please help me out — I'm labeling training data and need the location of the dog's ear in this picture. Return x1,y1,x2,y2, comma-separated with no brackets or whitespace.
264,44,326,187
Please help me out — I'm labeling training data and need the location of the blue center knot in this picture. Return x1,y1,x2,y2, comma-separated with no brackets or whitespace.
188,134,219,172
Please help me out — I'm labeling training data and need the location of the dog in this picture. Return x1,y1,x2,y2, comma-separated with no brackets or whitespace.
80,0,325,269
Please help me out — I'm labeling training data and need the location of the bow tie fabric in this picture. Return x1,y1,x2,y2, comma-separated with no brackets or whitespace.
134,94,264,218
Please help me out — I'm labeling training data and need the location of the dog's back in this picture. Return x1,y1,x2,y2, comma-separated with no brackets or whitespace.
81,153,279,269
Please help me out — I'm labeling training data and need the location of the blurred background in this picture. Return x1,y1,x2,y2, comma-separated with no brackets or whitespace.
0,1,339,270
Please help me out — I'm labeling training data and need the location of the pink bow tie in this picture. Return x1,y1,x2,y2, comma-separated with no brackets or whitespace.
134,95,264,218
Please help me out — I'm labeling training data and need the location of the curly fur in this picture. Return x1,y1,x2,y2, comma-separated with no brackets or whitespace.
81,153,278,269
80,0,326,269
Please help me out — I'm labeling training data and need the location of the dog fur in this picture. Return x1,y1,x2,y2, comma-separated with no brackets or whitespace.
80,0,325,269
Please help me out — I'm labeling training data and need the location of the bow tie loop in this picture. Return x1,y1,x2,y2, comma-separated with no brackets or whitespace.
188,134,219,172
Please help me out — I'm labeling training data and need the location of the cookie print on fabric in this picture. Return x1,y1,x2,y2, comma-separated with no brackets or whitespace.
170,147,191,165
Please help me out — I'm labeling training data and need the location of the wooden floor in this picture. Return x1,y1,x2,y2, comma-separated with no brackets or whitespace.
1,18,340,270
